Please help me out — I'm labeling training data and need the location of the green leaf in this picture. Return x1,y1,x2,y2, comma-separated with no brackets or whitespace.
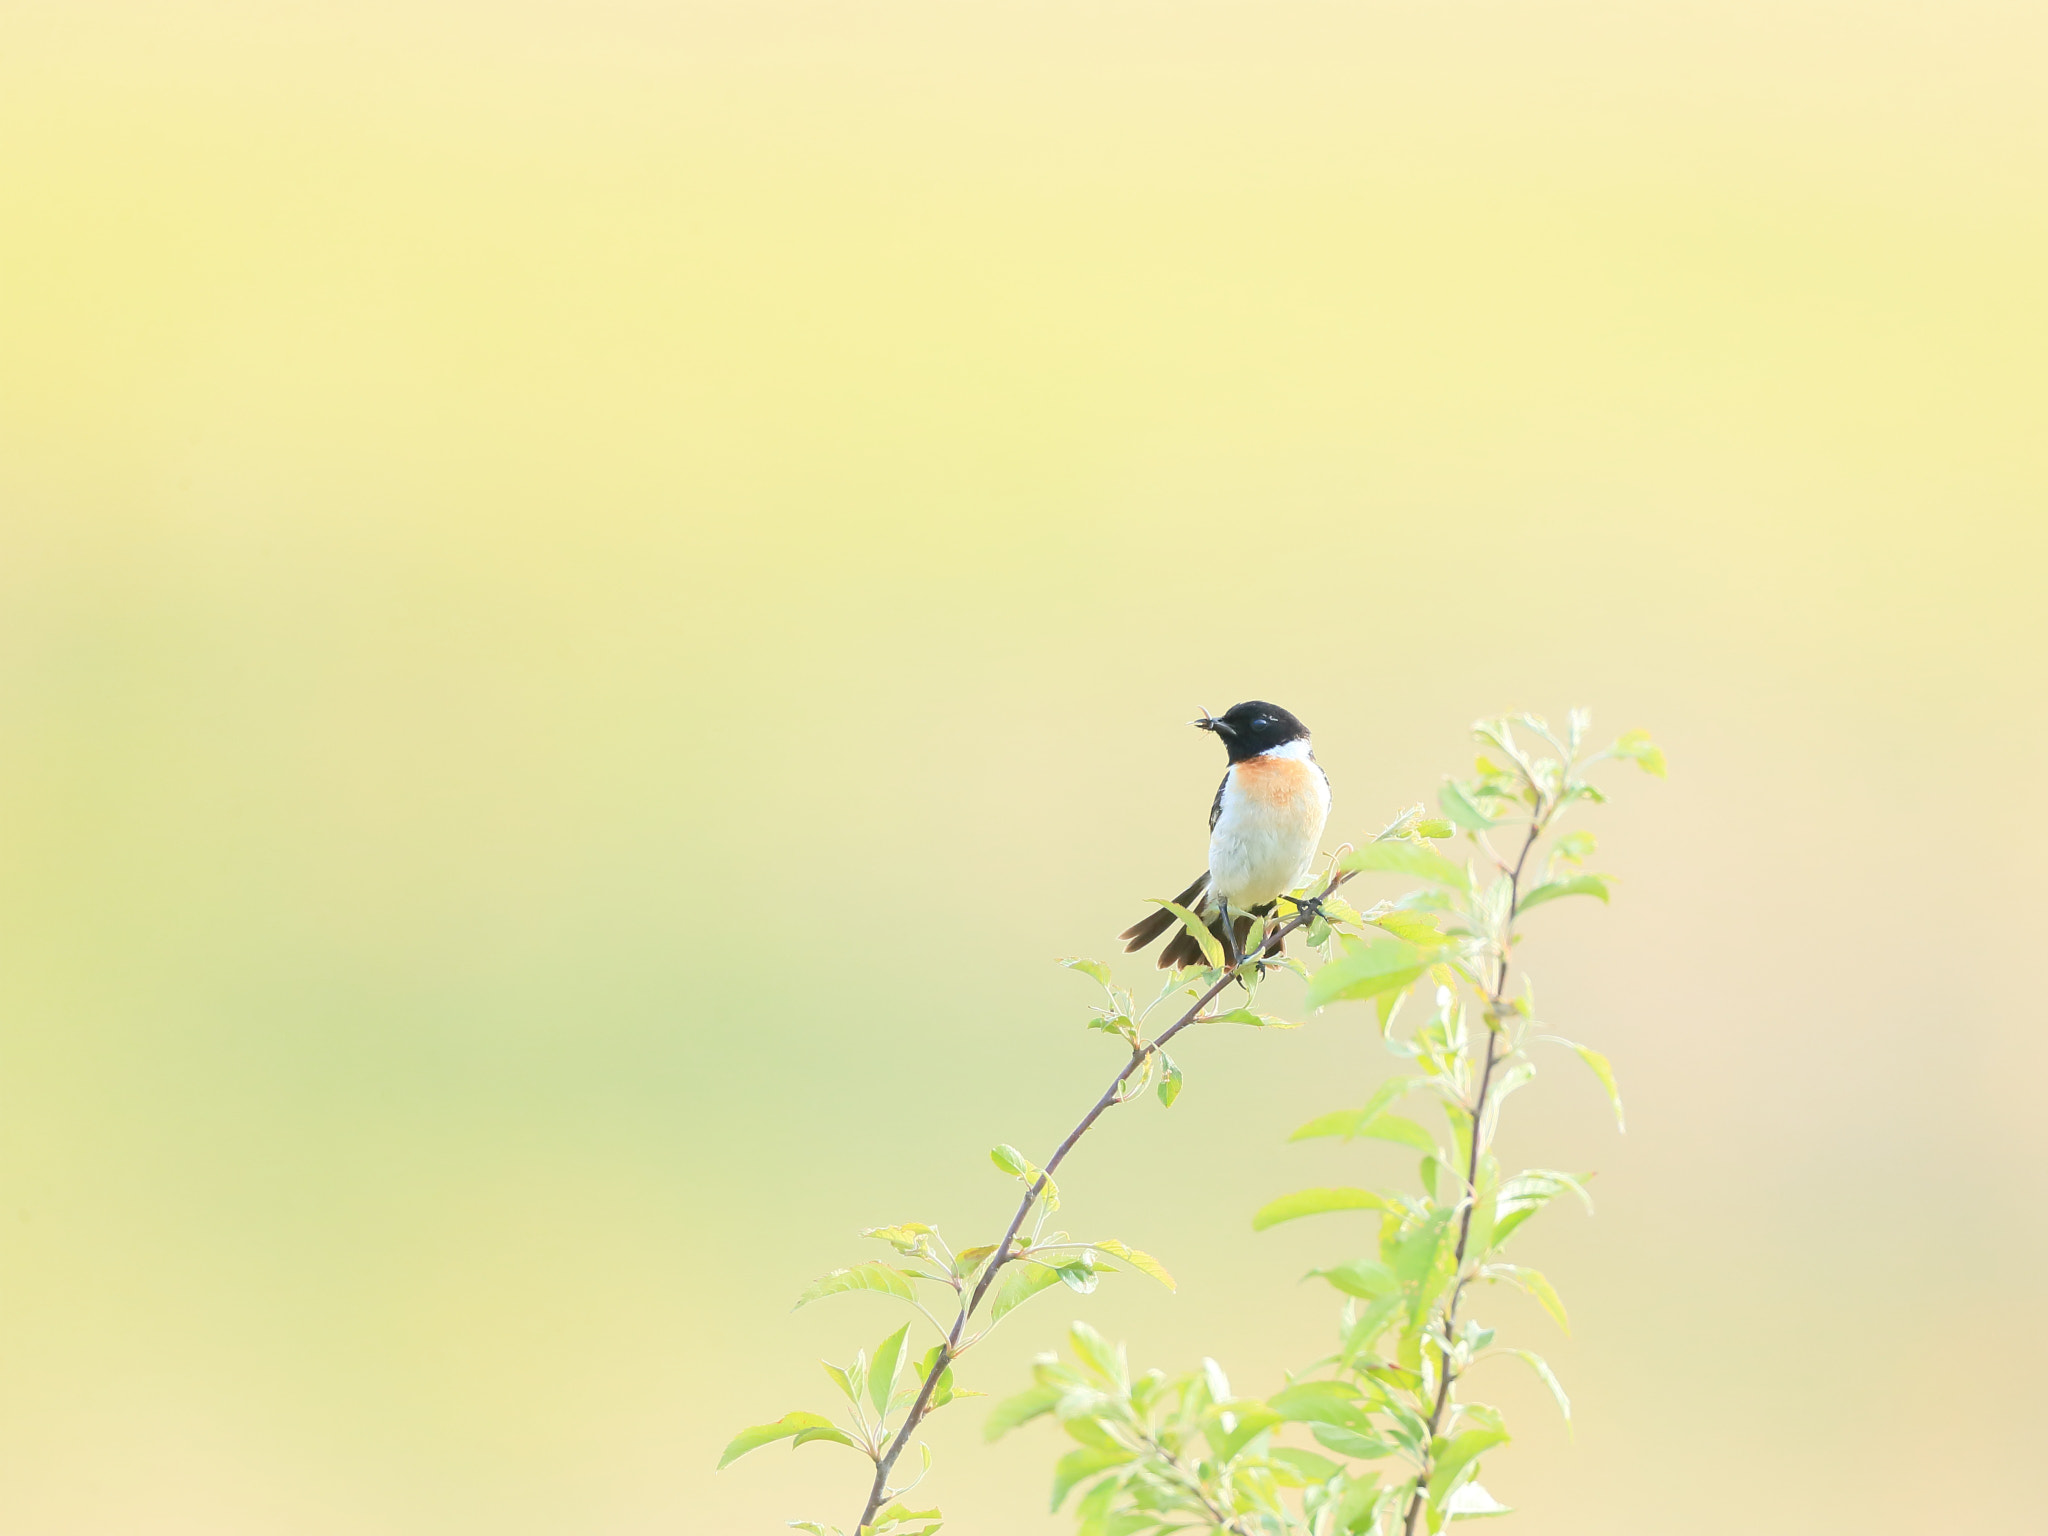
1357,1113,1438,1157
1340,1294,1407,1366
1339,841,1471,890
1391,1209,1455,1287
1487,1263,1571,1332
1270,1446,1346,1482
1415,817,1455,840
716,1411,842,1470
928,1373,968,1414
1060,957,1114,985
1205,1006,1297,1028
1613,728,1667,778
990,1260,1063,1323
1157,1053,1183,1107
1269,1384,1384,1458
1517,874,1609,912
822,1360,857,1404
1148,897,1224,969
1507,1167,1597,1216
1540,1036,1626,1131
1290,1077,1418,1142
991,1144,1061,1208
1307,1258,1399,1298
1439,779,1497,832
914,1345,960,1411
1054,1259,1101,1294
793,1263,918,1311
984,1384,1062,1441
1305,939,1429,1012
1465,1156,1500,1261
1486,1208,1530,1249
1068,1321,1127,1390
1288,1108,1362,1142
1503,1348,1571,1426
1427,1428,1509,1510
1251,1187,1394,1231
1268,1380,1369,1428
1213,1404,1284,1461
1444,1104,1473,1184
1051,1446,1136,1511
1085,1012,1137,1040
870,1503,942,1533
1367,910,1449,946
1073,1477,1117,1526
869,1323,911,1416
1492,1167,1597,1248
790,1423,858,1451
1420,1154,1443,1202
1095,1239,1176,1291
1306,1423,1394,1461
1355,1074,1418,1124
846,1349,869,1405
953,1244,1000,1276
1444,1482,1514,1519
1366,1362,1425,1404
1331,1470,1388,1531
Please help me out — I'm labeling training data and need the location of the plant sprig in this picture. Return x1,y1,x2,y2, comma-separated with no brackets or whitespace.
988,710,1661,1534
719,711,1661,1536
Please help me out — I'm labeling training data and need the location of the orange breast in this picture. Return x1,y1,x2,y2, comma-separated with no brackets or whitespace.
1233,753,1317,808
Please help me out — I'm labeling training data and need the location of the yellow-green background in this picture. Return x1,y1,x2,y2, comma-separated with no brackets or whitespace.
3,3,2043,1532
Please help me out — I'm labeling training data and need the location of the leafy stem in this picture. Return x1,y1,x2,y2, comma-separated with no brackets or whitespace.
1399,798,1552,1535
851,862,1361,1531
732,713,1662,1534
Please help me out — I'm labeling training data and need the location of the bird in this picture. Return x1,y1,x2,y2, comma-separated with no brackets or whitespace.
1118,700,1332,969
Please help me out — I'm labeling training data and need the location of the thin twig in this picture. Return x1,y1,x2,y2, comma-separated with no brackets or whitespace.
852,864,1360,1531
1400,814,1545,1536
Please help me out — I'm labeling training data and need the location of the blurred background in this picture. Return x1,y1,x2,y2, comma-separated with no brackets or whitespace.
3,3,2044,1532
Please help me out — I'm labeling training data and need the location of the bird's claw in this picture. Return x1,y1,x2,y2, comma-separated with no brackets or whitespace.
1283,894,1327,923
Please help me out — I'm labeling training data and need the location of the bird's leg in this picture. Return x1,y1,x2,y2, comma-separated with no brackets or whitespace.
1215,895,1238,967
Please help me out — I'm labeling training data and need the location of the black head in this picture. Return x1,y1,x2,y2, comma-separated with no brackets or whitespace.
1192,700,1311,763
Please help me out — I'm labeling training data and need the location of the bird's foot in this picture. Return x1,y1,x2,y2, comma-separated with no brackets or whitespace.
1282,893,1327,924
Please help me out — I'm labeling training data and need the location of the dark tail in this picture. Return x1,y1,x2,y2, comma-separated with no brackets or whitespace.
1121,875,1280,971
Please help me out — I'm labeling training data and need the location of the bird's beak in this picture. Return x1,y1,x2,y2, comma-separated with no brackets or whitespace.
1190,714,1231,736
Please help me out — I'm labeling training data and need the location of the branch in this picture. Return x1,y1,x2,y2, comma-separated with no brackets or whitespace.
1400,814,1546,1536
852,863,1359,1532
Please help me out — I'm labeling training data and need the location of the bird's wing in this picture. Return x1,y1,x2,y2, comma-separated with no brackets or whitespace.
1209,768,1230,832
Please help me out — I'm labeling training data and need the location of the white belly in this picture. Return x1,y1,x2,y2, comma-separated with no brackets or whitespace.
1208,749,1330,910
